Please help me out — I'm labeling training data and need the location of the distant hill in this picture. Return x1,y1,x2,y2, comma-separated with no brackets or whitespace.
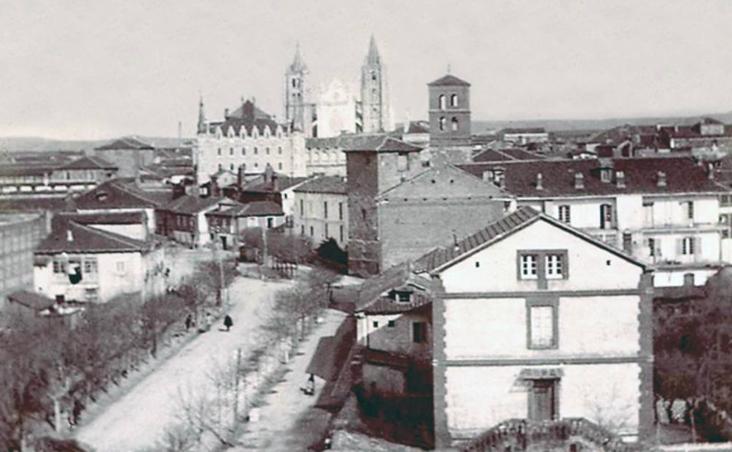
0,136,193,152
471,112,732,134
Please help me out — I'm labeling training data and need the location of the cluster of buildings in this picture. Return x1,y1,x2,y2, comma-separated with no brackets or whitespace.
4,36,732,450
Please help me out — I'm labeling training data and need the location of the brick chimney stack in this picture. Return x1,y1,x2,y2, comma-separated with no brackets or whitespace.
574,172,585,190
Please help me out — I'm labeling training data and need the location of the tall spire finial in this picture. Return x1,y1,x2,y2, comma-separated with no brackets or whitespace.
366,34,380,65
290,41,305,72
197,93,206,135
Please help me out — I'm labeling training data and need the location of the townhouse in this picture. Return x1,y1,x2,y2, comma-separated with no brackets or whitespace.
156,195,240,248
205,201,285,250
292,175,349,248
460,156,728,287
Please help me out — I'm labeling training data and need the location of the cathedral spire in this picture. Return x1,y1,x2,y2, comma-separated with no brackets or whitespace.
289,42,306,72
197,95,206,134
366,34,380,65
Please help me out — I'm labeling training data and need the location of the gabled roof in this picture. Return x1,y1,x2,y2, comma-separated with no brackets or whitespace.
414,207,645,274
209,100,280,137
35,221,150,254
458,156,727,198
59,155,117,170
353,262,433,313
428,74,470,87
74,179,168,209
293,175,347,195
341,135,422,153
473,148,544,162
206,200,283,217
377,163,509,200
164,195,236,215
95,136,155,151
241,175,309,193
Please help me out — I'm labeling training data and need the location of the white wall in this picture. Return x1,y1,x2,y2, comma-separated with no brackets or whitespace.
445,363,641,439
439,219,644,293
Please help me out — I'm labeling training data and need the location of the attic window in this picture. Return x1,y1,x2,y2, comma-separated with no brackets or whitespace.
96,192,108,202
394,290,412,303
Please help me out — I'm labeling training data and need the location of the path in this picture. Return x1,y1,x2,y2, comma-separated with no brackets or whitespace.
75,276,287,452
232,308,346,451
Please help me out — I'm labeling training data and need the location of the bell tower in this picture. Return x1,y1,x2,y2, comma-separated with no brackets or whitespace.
361,35,391,133
284,43,308,132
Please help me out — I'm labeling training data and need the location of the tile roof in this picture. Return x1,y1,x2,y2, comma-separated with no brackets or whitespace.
341,135,422,153
0,197,69,212
74,179,168,209
406,121,430,134
241,175,309,193
59,155,117,170
414,207,541,273
293,175,347,195
207,200,283,217
361,291,432,315
458,156,727,197
95,136,155,151
56,211,146,225
0,162,56,177
353,263,433,313
35,220,150,254
164,195,236,215
473,148,544,162
208,100,280,136
500,127,547,134
428,74,471,86
7,290,55,311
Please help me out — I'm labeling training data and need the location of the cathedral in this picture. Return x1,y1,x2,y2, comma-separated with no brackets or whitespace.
284,36,393,138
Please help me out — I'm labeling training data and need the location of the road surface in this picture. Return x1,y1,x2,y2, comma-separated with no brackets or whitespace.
75,276,286,452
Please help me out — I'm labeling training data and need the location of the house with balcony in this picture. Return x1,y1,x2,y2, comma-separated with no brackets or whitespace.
156,195,240,248
459,155,728,287
413,207,653,449
33,216,165,304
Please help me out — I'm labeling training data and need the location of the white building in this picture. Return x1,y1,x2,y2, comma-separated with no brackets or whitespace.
415,207,653,448
292,175,349,247
315,79,361,138
461,156,729,287
33,219,165,303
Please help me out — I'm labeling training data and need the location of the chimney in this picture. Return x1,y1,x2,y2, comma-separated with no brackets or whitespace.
708,163,715,180
134,149,142,186
657,171,667,187
536,173,543,190
224,108,229,118
272,174,280,192
574,172,585,190
67,229,74,242
616,170,626,188
210,175,220,197
237,164,246,187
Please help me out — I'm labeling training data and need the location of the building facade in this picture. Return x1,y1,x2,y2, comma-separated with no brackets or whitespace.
0,156,117,197
428,74,471,149
94,137,155,179
0,212,49,306
460,156,728,287
293,175,349,248
417,207,653,447
361,36,391,134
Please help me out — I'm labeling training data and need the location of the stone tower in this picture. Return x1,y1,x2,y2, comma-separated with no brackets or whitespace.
197,95,206,135
361,36,391,133
428,73,471,148
284,43,308,132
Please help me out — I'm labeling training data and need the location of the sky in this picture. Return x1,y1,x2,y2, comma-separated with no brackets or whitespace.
2,0,732,140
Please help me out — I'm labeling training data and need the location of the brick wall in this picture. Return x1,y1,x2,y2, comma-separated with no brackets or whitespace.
347,152,381,276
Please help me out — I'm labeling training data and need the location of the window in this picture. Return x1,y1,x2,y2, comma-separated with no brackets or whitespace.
230,163,234,170
451,94,458,107
545,254,564,279
684,273,695,286
722,194,732,207
412,322,427,343
682,237,695,255
278,146,282,154
648,238,656,257
242,148,246,155
310,226,314,237
387,320,396,328
229,147,233,156
395,291,411,303
528,303,557,349
300,199,304,215
558,205,571,224
267,217,273,228
643,201,654,226
300,225,305,235
338,202,343,220
217,148,221,156
439,94,446,110
622,232,633,253
372,320,379,328
520,254,538,279
451,117,459,131
339,225,344,243
218,163,223,170
323,201,328,219
53,260,65,274
254,147,258,155
83,258,98,274
439,117,446,131
686,201,694,221
266,147,270,155
85,288,99,302
600,204,613,229
277,162,283,170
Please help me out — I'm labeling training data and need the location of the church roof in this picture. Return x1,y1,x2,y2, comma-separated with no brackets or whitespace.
288,43,307,72
209,100,280,136
428,74,471,87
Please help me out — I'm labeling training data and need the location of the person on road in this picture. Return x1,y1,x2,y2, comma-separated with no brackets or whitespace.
223,314,233,332
185,313,193,331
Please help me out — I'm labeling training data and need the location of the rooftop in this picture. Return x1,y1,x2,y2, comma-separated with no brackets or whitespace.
341,135,422,153
74,179,172,210
207,200,283,217
95,136,155,151
428,74,471,87
164,195,236,215
293,175,347,195
36,220,151,254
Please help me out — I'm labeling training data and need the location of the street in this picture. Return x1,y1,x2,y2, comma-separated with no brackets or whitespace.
74,276,288,452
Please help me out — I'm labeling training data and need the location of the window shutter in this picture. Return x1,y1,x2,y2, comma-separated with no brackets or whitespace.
676,238,683,256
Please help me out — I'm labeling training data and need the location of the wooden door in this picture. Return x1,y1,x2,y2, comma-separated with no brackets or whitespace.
529,379,557,421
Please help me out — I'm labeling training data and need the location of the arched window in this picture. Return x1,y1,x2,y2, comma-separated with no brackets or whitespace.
451,117,459,131
439,117,446,131
451,94,458,107
439,95,446,110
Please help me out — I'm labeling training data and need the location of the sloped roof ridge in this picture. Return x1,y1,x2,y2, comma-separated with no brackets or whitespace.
73,221,148,249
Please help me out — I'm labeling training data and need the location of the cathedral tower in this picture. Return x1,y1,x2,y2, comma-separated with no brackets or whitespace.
196,95,206,135
284,43,308,132
361,36,391,133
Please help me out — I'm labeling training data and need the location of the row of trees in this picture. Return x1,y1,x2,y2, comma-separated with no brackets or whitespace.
654,268,732,440
0,259,238,451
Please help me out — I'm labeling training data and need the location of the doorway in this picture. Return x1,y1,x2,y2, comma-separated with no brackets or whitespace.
528,379,558,422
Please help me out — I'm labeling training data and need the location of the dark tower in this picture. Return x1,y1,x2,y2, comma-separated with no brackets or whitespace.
428,73,471,148
197,95,206,135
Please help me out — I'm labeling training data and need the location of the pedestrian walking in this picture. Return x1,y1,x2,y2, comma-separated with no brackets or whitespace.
185,313,193,331
223,314,233,332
